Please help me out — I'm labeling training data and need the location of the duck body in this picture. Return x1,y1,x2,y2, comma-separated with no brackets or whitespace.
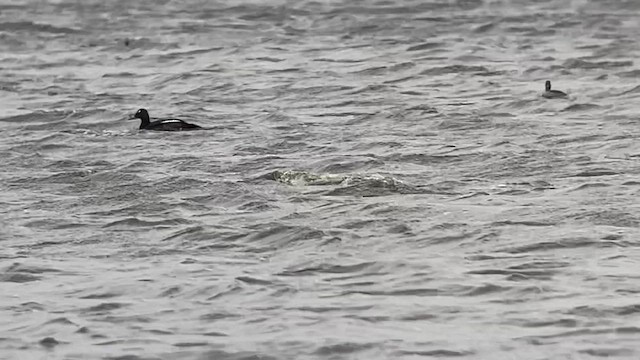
142,118,203,131
132,109,203,131
542,80,567,99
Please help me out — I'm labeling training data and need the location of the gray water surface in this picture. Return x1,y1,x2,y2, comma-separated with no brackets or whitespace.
2,0,640,359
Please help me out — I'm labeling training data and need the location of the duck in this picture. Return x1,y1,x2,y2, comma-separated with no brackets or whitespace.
130,108,203,131
542,80,567,99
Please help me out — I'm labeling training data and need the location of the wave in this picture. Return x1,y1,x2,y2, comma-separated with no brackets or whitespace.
0,21,82,34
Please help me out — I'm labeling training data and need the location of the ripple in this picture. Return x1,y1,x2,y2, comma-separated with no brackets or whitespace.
562,58,633,69
102,217,191,228
314,342,377,356
0,21,82,34
420,65,491,75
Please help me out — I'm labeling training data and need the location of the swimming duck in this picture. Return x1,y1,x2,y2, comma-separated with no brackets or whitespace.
542,80,567,99
131,108,203,131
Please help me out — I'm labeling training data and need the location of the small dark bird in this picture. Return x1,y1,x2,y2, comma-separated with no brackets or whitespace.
130,108,203,131
542,80,567,99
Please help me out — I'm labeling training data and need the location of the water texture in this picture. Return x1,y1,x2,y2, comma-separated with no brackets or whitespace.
2,0,640,359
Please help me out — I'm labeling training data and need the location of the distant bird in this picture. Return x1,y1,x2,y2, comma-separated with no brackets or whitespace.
130,108,203,131
542,80,567,99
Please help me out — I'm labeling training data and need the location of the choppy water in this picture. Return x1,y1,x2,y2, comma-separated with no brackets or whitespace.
3,0,640,359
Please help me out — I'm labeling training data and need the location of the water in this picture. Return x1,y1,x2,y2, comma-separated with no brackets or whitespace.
2,0,640,359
